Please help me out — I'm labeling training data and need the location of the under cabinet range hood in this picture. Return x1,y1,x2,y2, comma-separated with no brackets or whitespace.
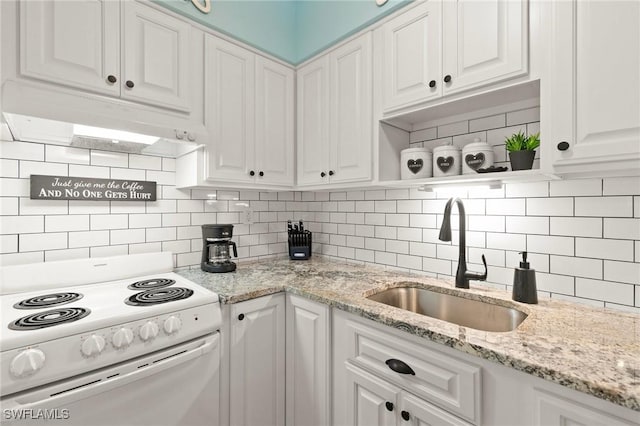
1,81,206,158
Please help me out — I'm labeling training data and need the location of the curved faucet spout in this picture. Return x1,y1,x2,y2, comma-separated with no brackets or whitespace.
438,197,487,289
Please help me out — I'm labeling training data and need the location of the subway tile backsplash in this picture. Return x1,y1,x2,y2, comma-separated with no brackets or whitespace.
1,138,639,312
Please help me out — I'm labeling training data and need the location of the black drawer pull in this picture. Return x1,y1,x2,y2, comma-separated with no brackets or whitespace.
385,401,394,412
557,141,570,151
401,411,410,421
385,358,415,375
238,313,245,321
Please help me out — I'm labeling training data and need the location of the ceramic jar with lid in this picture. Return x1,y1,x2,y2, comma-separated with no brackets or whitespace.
462,139,494,174
433,145,461,177
400,147,432,179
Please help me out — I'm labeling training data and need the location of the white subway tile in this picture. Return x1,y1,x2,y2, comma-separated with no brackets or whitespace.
505,251,549,272
409,241,436,257
437,121,468,138
486,233,526,251
549,217,602,238
528,235,574,256
0,215,43,234
329,192,345,201
91,245,128,258
365,213,385,226
20,198,68,215
124,242,159,255
549,179,602,197
452,131,487,149
129,214,162,229
635,196,640,218
337,223,355,235
506,107,540,125
409,188,435,199
386,239,408,254
177,199,204,213
337,201,355,212
111,229,145,245
486,199,525,216
410,127,437,143
177,226,201,240
176,251,200,268
409,214,436,228
355,225,375,237
146,200,177,214
637,286,640,307
397,227,422,242
45,248,89,262
397,254,422,270
355,248,375,262
109,201,144,214
322,202,337,212
603,218,640,240
375,251,396,266
279,192,295,201
346,236,365,248
69,164,109,178
111,167,145,180
192,213,219,225
386,213,409,227
576,238,634,262
550,256,602,279
346,213,365,224
469,114,506,132
146,227,176,242
469,247,504,267
129,154,162,170
259,233,278,245
436,244,458,261
0,159,18,177
397,200,422,214
485,266,512,286
423,257,451,275
0,198,19,216
527,198,573,216
146,170,175,185
603,176,640,196
486,125,526,146
636,241,640,262
90,214,128,230
0,178,29,196
20,160,69,178
250,245,269,257
0,251,44,266
575,196,632,218
603,261,640,285
536,272,575,295
505,216,548,234
337,246,355,259
90,151,128,167
160,240,190,254
69,230,109,248
0,141,44,161
576,278,634,305
330,234,346,246
1,235,17,254
386,189,409,200
20,232,67,251
468,215,504,232
68,200,110,214
46,146,89,165
365,190,386,201
330,212,346,223
46,215,89,232
365,238,386,251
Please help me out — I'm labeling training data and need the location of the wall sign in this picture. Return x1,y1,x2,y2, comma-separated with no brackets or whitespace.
30,175,157,202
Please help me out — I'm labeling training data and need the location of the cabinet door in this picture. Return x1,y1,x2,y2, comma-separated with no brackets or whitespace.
122,1,191,111
229,295,285,426
204,34,255,183
345,363,399,426
297,56,331,186
329,33,373,184
547,0,640,175
255,56,295,186
442,0,527,95
19,0,120,95
382,1,442,112
286,295,331,426
535,390,636,426
400,393,473,426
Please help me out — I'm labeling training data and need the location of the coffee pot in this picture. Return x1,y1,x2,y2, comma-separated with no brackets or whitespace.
201,224,237,273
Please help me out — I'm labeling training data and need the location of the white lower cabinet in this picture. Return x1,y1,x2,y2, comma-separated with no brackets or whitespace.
228,294,285,426
286,295,331,426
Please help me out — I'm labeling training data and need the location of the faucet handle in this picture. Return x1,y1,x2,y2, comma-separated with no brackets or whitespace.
465,254,488,282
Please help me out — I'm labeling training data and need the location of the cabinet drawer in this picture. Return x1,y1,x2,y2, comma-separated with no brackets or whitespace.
343,316,481,423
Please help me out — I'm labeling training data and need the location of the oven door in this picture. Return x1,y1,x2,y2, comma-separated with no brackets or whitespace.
1,333,220,426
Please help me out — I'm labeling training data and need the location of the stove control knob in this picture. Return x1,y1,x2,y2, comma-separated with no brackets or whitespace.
112,327,134,349
10,348,45,378
139,321,159,342
163,316,182,335
81,334,106,357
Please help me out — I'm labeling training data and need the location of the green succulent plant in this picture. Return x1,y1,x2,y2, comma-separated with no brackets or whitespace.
505,131,540,152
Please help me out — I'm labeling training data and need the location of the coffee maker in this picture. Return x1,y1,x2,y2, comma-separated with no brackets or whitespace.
201,224,238,273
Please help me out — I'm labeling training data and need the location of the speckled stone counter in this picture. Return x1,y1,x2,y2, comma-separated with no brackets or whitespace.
177,256,640,412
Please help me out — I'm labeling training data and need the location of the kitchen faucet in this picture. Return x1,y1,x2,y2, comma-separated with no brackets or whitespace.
438,197,487,289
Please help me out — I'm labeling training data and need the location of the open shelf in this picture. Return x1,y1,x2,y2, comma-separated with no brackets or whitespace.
378,169,557,189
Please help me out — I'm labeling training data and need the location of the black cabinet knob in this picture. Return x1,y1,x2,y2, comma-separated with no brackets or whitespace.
249,170,255,176
238,313,245,321
385,402,394,412
385,358,415,375
401,411,410,421
320,172,326,177
107,75,117,84
259,171,264,177
125,80,135,88
428,80,436,88
444,75,452,83
557,141,570,151
328,170,335,176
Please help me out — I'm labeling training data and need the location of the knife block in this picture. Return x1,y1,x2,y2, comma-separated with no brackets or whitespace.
288,231,312,260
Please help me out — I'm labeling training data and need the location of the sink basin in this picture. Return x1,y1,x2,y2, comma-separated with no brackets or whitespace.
367,286,527,332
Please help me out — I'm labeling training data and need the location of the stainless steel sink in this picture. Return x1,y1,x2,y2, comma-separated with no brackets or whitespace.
367,287,527,332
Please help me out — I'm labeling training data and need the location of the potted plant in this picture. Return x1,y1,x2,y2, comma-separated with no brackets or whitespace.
505,131,540,171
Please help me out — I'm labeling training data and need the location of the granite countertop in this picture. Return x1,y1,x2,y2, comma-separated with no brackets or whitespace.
177,256,640,412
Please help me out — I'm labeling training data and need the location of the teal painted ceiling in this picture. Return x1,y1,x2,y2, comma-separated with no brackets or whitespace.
153,0,412,65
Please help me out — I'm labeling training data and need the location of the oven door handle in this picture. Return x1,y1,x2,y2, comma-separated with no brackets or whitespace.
4,333,219,410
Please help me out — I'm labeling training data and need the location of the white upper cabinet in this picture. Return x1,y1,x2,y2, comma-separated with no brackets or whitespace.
545,0,640,176
255,57,295,186
121,1,191,111
297,32,372,187
382,0,528,113
204,34,255,183
382,1,442,110
19,0,120,96
442,0,527,95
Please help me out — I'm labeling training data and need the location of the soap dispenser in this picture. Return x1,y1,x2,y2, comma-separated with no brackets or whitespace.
512,251,538,304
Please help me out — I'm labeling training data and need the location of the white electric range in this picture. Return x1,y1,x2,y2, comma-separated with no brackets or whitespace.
0,252,221,426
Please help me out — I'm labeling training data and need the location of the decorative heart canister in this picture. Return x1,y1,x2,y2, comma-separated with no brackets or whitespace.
400,147,432,179
462,140,494,174
433,145,461,177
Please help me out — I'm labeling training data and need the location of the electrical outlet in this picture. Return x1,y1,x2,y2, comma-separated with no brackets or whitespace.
242,209,254,224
